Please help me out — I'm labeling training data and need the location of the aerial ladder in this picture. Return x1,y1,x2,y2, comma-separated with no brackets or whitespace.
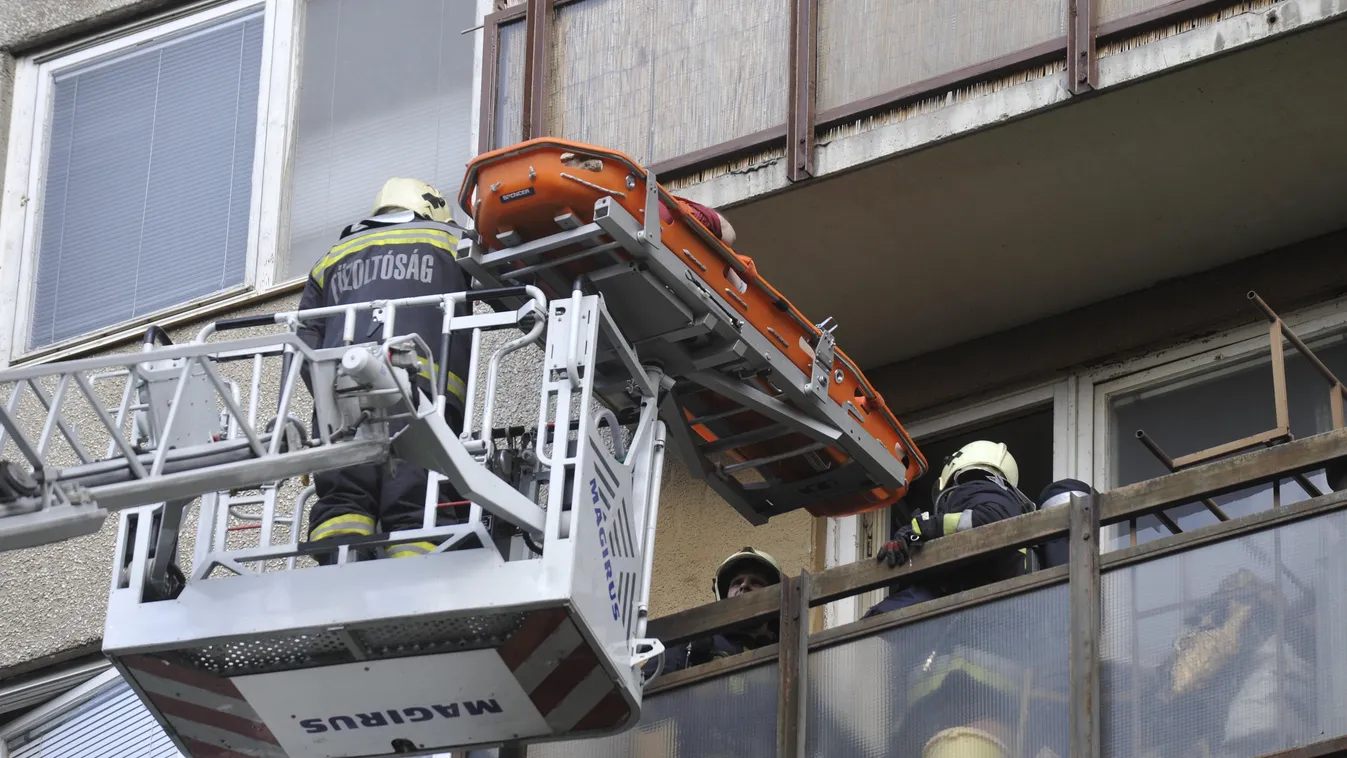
0,139,926,758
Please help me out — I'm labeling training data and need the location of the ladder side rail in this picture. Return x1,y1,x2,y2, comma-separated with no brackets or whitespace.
0,334,316,382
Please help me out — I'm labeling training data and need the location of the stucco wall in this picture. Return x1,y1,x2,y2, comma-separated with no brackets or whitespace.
0,0,193,52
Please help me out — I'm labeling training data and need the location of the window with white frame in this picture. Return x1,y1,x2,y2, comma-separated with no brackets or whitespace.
0,0,483,364
6,4,266,354
1099,324,1347,548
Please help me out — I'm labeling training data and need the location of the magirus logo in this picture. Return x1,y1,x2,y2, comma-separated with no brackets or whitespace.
299,700,504,734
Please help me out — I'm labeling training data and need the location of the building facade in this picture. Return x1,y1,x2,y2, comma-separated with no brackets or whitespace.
0,0,1345,754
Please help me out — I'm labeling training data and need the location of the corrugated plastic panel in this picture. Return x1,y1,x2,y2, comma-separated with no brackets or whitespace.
1102,508,1347,757
1098,0,1172,24
494,18,526,149
816,0,1065,113
529,661,779,757
547,0,788,165
807,583,1069,757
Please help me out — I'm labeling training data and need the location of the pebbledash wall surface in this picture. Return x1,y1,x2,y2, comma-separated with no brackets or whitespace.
0,0,822,680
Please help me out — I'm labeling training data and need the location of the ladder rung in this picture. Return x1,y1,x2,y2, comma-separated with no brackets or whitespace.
721,442,829,475
700,424,792,455
686,407,751,426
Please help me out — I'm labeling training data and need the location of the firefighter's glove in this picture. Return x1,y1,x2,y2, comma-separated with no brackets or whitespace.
876,525,923,568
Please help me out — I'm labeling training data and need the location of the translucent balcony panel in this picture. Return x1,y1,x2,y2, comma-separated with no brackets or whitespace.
547,0,788,165
807,583,1070,757
817,0,1066,114
494,19,526,150
530,661,779,757
1099,0,1178,25
1102,508,1347,757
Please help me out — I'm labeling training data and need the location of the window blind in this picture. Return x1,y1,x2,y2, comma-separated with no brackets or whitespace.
30,11,264,349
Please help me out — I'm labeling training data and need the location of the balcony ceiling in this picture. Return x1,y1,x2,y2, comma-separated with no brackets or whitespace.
726,18,1347,369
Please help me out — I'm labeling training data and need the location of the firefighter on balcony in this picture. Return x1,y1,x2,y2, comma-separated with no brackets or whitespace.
867,440,1035,616
864,442,1048,758
297,178,471,563
653,547,784,674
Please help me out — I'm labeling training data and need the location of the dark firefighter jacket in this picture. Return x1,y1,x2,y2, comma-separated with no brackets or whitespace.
922,480,1033,594
867,481,1032,620
646,621,779,677
296,214,470,413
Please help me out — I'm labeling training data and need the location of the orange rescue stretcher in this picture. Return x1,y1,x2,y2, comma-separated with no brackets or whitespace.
458,139,926,522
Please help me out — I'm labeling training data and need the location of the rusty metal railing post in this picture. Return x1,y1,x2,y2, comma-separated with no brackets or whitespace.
787,0,818,182
521,0,553,140
1069,494,1101,758
1067,0,1098,94
777,571,810,757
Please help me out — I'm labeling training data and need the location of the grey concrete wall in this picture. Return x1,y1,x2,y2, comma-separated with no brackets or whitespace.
0,0,195,53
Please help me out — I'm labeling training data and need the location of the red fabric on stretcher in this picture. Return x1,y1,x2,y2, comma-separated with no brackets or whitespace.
660,198,723,241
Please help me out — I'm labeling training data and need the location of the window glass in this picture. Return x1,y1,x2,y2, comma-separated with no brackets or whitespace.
1108,332,1347,546
285,0,477,280
30,11,264,349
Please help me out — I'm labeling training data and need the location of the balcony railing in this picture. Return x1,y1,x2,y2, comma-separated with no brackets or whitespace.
494,426,1347,757
479,0,1261,184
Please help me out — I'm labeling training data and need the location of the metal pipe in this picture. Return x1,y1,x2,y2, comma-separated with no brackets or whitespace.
481,303,547,459
1249,291,1345,389
1136,430,1230,521
592,407,627,460
566,287,583,390
635,424,667,641
461,328,484,439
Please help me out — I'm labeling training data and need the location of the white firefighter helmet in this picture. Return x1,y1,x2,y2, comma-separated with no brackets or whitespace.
936,440,1019,493
923,726,1010,758
712,547,783,600
372,177,453,224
